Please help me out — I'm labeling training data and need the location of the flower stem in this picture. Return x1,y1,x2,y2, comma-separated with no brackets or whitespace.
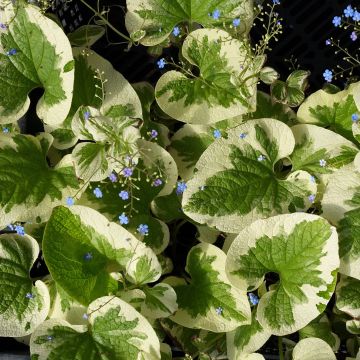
78,0,132,43
278,336,284,360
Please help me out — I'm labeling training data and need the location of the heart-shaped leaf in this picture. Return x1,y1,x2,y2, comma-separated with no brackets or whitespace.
155,29,257,124
30,296,160,360
43,205,161,305
226,213,339,335
0,5,74,125
182,118,316,233
297,81,360,141
0,234,50,336
170,243,251,332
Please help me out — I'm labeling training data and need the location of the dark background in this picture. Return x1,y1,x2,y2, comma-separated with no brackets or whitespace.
0,0,358,358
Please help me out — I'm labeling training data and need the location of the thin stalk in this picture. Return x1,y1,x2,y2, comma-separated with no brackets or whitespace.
278,336,284,360
79,0,132,43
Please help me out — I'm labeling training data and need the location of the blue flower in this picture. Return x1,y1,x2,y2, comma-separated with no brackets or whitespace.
215,306,223,315
233,18,241,27
119,213,129,225
319,159,327,167
137,224,149,236
153,178,163,187
150,129,158,138
310,175,316,183
176,181,187,195
66,196,75,206
82,313,88,320
172,26,180,37
6,48,17,56
325,39,331,46
239,132,247,139
351,31,357,41
344,5,354,18
211,9,220,20
352,113,359,122
119,190,129,200
15,225,25,236
7,224,14,231
353,10,360,21
323,69,333,82
332,16,342,27
0,23,7,30
109,173,117,182
308,194,316,203
213,129,222,139
83,252,92,261
157,58,166,69
25,292,35,299
272,0,280,4
257,154,266,161
122,167,133,177
2,127,9,133
93,187,103,198
84,110,90,121
47,335,53,341
248,293,259,306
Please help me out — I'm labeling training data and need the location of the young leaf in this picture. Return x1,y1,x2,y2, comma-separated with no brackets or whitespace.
125,0,253,46
170,243,251,332
72,142,110,182
67,25,105,47
155,29,257,124
226,213,339,335
0,234,50,336
182,119,316,233
71,48,142,119
43,205,161,305
170,124,214,180
292,338,336,360
346,319,360,335
270,70,309,107
336,276,360,318
0,133,79,227
30,296,160,360
0,5,74,126
290,124,358,177
242,91,297,125
297,81,360,141
141,283,178,319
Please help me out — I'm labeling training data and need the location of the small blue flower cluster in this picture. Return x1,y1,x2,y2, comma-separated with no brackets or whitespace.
7,224,25,236
331,5,360,38
176,181,187,195
137,223,149,236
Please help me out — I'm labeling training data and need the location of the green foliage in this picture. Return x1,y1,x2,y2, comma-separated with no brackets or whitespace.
157,36,248,108
0,6,73,125
1,3,359,359
126,0,252,45
185,125,309,219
